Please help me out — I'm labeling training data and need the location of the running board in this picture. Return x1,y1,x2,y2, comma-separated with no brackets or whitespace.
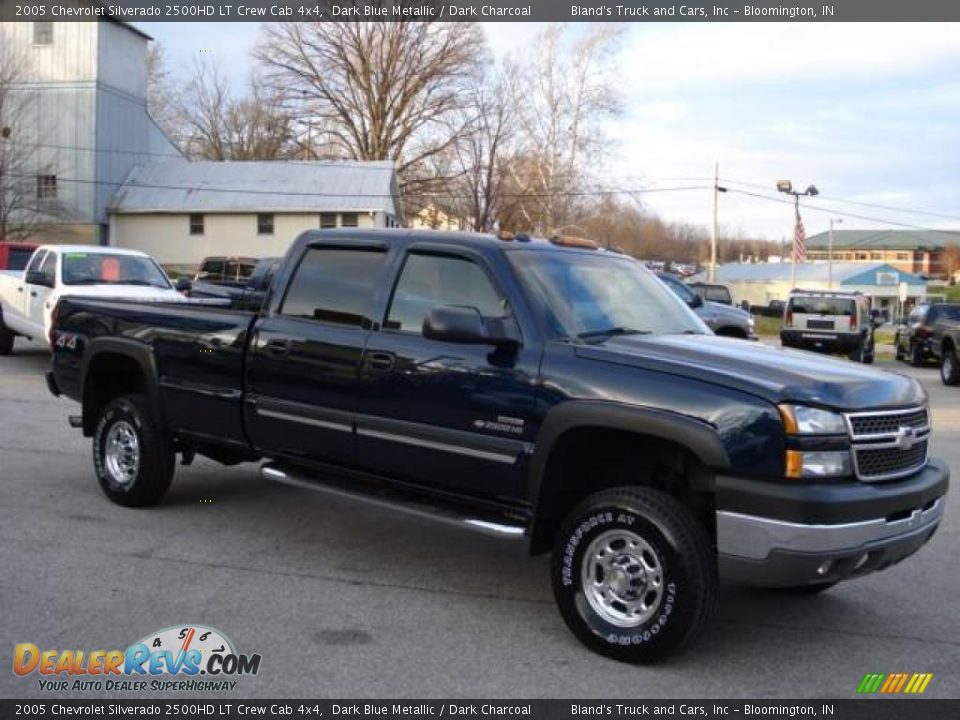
261,463,527,539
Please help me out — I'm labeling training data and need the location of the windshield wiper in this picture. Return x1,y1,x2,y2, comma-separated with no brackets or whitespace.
577,326,651,342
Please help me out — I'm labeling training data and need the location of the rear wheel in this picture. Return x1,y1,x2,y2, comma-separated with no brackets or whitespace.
894,337,905,361
93,394,174,506
0,315,14,356
942,347,960,386
551,487,717,663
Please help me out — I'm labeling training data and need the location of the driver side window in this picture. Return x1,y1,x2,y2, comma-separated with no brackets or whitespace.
385,253,506,334
39,251,57,286
25,250,46,275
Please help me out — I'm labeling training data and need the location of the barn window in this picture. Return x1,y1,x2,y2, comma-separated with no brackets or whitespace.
36,174,57,199
319,213,337,229
189,214,204,235
340,213,359,228
257,213,274,235
33,22,53,45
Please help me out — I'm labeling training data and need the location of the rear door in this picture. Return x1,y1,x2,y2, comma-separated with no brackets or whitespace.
245,240,390,467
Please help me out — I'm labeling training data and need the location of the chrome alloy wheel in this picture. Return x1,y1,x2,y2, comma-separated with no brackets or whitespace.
581,529,664,627
944,353,955,383
104,420,140,488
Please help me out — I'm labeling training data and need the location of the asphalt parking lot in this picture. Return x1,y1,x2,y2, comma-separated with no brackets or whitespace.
1,338,958,699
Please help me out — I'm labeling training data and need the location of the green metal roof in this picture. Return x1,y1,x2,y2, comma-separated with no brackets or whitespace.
805,229,960,250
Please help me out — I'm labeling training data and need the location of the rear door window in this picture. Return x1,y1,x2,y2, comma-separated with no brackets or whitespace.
280,247,387,327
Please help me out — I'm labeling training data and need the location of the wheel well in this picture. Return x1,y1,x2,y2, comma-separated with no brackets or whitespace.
528,427,715,554
82,353,149,436
715,326,747,339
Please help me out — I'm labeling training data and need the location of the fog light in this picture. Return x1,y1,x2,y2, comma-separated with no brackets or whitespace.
817,561,833,576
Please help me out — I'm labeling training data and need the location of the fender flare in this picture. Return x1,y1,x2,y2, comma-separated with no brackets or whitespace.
525,401,731,553
81,338,165,436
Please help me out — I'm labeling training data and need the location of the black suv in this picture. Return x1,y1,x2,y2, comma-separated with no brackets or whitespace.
895,303,960,367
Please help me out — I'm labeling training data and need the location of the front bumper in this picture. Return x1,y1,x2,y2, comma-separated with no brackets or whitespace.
716,459,948,587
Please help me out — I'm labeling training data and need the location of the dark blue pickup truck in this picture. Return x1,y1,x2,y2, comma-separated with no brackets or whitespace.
47,230,948,663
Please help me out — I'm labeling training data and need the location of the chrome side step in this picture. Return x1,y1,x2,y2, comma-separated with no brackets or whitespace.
261,463,527,539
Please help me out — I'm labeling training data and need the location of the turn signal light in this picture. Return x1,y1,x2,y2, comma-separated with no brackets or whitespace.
785,450,804,479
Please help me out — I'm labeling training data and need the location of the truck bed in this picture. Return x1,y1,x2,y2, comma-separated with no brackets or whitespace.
52,297,257,448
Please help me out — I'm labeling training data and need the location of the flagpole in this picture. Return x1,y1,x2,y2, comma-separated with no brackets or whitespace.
791,194,799,290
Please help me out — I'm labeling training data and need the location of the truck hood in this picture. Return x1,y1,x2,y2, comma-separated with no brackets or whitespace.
575,334,925,410
704,301,750,321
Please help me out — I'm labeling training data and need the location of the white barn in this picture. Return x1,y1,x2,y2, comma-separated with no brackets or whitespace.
109,159,401,268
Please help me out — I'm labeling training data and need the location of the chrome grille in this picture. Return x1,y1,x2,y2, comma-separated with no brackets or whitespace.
848,408,929,438
854,441,928,480
844,407,930,482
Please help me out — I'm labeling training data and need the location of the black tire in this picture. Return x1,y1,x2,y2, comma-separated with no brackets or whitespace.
0,315,14,356
778,582,837,595
895,338,905,362
910,343,924,367
942,347,960,386
93,394,174,507
551,487,717,663
848,344,864,363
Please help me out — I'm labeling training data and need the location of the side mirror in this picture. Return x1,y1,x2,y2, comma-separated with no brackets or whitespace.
25,270,53,288
423,306,517,347
689,294,704,309
174,277,192,293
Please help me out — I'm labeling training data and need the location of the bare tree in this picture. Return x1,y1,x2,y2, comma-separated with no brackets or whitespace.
0,29,49,241
256,21,485,195
175,59,298,161
146,43,181,144
505,24,625,235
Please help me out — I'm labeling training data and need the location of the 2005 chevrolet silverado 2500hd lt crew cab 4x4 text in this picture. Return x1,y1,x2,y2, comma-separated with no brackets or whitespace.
46,230,949,663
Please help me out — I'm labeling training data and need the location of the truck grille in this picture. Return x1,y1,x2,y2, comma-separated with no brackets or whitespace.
854,441,928,481
845,407,930,482
848,408,929,438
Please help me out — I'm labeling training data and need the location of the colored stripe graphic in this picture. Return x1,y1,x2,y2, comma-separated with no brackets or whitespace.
857,673,932,694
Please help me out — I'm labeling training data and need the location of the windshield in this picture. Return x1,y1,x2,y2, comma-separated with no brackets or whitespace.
62,252,171,289
658,274,698,305
508,250,707,341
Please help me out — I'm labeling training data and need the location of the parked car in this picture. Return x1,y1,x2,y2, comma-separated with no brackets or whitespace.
183,257,281,311
47,230,948,663
193,256,259,286
780,290,877,363
657,272,756,339
688,281,733,305
927,308,960,386
0,242,39,271
895,303,960,367
0,245,184,355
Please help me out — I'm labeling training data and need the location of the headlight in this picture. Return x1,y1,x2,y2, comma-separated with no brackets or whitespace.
785,450,852,479
778,405,847,435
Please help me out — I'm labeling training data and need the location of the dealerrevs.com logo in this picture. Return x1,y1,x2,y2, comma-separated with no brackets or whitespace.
13,625,261,693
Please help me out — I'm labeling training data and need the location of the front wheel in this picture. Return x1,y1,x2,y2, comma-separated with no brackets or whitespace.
93,394,175,506
551,487,717,663
942,348,960,386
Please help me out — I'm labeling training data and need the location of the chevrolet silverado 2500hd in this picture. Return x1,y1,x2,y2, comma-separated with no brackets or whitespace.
47,229,949,663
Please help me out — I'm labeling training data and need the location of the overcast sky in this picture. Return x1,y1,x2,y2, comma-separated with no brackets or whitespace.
142,22,960,241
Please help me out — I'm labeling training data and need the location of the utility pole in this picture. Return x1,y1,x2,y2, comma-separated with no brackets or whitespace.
709,161,718,282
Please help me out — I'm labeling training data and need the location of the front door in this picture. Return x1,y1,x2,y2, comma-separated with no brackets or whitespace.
245,243,390,468
356,248,540,502
27,249,57,337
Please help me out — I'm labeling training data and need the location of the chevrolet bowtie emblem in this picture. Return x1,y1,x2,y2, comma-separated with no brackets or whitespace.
895,426,919,451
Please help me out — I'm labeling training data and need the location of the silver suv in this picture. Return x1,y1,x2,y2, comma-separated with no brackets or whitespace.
781,290,875,363
657,273,757,340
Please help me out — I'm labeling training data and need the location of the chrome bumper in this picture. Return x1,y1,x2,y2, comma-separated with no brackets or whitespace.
716,497,945,587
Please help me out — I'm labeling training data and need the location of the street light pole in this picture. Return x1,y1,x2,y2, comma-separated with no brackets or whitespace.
776,180,819,291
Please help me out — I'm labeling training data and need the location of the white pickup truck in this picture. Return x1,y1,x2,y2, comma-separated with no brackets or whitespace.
0,245,185,355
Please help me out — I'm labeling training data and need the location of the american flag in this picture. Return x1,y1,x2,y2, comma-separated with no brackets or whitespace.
794,212,807,263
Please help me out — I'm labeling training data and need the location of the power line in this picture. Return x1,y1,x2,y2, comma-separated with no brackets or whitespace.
725,187,960,236
4,172,709,202
721,177,960,223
